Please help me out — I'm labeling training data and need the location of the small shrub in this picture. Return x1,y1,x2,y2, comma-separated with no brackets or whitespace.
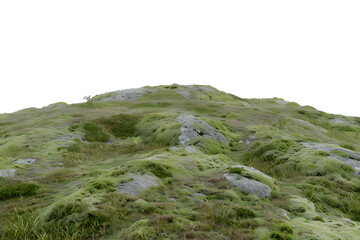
312,216,325,222
146,162,172,178
270,231,293,240
83,122,111,142
97,114,142,138
132,199,155,213
86,179,116,193
278,223,293,234
314,150,330,156
235,207,255,218
297,110,306,115
68,123,80,132
341,144,356,151
136,113,181,146
0,179,39,200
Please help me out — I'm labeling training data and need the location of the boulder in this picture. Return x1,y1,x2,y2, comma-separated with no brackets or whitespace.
0,169,17,177
302,142,360,173
117,174,159,197
14,159,36,165
224,173,271,199
177,115,229,145
176,90,191,99
231,164,273,180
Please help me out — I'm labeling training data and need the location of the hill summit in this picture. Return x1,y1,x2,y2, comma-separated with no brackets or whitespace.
1,84,360,239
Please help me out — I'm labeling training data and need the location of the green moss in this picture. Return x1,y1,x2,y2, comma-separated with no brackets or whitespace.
201,117,239,141
146,162,172,178
85,179,116,193
189,137,228,155
128,102,172,109
292,149,354,177
136,113,181,146
314,150,330,156
331,150,350,158
244,138,301,164
83,122,110,142
123,159,173,178
229,167,243,174
123,219,157,240
96,114,141,138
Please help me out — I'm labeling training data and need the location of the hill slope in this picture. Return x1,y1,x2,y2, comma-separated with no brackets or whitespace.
1,84,360,240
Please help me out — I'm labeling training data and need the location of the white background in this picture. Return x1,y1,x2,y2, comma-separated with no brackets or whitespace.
1,1,359,116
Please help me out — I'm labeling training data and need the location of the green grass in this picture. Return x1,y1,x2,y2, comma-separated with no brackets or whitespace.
2,84,360,240
189,137,229,155
0,178,39,200
135,113,181,146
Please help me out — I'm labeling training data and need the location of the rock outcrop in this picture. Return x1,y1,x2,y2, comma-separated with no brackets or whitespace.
0,169,17,177
302,142,360,173
224,173,271,199
177,115,229,145
14,159,36,165
117,174,159,197
93,88,157,102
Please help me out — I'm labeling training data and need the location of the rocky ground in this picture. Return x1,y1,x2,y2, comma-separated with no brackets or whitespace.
0,84,360,239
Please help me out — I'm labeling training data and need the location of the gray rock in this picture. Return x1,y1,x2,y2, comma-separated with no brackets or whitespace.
176,90,191,99
177,115,229,145
280,208,291,219
224,173,271,199
292,118,327,132
186,85,216,93
275,99,288,105
301,142,360,174
231,164,273,180
185,146,199,153
194,192,206,197
245,135,256,145
94,88,157,102
117,174,159,197
0,169,17,177
331,118,350,124
169,146,182,151
14,159,36,165
341,218,357,226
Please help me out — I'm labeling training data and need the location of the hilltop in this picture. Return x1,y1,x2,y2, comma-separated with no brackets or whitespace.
1,84,360,240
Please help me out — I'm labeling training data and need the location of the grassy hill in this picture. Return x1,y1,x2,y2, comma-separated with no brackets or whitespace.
1,84,360,240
